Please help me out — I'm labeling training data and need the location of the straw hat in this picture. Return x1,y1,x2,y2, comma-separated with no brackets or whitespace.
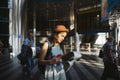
54,25,69,32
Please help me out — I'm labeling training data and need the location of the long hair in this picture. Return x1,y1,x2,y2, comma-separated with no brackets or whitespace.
48,31,65,50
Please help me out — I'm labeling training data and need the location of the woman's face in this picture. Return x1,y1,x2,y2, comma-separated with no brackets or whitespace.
55,32,67,43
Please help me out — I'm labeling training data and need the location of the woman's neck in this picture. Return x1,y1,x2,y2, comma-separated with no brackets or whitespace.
54,43,59,46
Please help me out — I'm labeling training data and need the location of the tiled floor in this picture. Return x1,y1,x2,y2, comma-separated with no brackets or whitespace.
0,51,119,80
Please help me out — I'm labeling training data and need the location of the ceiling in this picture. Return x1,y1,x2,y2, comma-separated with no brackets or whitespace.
26,0,100,33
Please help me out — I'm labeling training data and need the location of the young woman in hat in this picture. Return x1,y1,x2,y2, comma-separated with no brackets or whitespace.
39,25,69,80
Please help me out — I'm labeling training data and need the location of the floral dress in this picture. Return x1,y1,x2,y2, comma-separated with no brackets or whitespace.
45,45,66,80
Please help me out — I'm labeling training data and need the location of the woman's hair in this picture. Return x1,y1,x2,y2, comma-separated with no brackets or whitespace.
48,30,65,49
48,31,60,45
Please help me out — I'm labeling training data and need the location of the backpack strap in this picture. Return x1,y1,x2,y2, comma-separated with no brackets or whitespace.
39,41,52,75
45,41,52,60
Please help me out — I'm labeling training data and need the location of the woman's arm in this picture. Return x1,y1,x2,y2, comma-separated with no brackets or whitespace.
39,42,51,64
39,42,60,65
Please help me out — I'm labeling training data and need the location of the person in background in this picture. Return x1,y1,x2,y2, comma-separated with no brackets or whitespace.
0,40,4,55
22,32,34,78
39,25,69,80
100,37,120,80
117,41,120,65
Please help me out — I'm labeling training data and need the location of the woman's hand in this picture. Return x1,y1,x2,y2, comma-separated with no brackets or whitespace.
56,54,62,60
50,58,58,64
50,54,62,64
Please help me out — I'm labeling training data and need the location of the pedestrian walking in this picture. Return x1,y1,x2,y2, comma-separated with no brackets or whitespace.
100,37,120,80
21,32,34,78
117,41,120,65
0,40,4,55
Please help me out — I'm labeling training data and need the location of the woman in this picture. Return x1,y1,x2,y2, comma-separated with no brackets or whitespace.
39,25,69,80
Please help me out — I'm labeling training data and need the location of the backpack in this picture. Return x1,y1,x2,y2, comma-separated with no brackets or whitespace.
98,49,104,58
17,52,27,65
17,45,28,65
17,44,33,64
38,41,52,74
